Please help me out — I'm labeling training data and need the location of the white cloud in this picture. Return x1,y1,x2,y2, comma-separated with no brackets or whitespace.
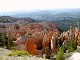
0,0,80,11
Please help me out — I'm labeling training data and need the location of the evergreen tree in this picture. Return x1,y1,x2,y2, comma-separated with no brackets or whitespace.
68,35,77,52
62,43,67,53
45,47,51,59
74,36,77,50
0,33,7,47
2,33,14,49
3,33,8,48
68,37,74,52
0,33,3,46
7,37,14,49
56,38,63,52
56,46,64,60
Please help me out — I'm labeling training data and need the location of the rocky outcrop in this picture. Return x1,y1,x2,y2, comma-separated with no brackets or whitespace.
51,34,57,53
1,19,58,55
42,34,49,49
26,38,37,55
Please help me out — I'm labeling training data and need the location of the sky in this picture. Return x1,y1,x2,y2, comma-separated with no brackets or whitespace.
0,0,80,12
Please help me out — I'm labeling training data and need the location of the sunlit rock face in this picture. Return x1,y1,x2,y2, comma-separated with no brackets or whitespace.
16,35,30,50
14,25,80,56
26,38,38,55
18,44,27,50
9,21,58,55
78,32,80,46
51,34,57,53
42,34,49,48
16,30,59,55
75,27,79,38
32,31,45,49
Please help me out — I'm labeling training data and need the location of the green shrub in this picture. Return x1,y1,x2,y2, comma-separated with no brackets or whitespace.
62,43,67,53
7,50,30,56
68,46,74,53
7,37,14,50
0,33,14,49
68,36,77,52
56,46,65,60
50,53,55,60
45,47,51,59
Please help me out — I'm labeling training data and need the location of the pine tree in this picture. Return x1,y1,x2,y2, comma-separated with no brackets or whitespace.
68,35,77,52
45,47,51,59
56,46,64,60
7,37,13,49
3,33,8,48
62,43,67,53
0,33,3,47
74,36,77,50
2,33,13,49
